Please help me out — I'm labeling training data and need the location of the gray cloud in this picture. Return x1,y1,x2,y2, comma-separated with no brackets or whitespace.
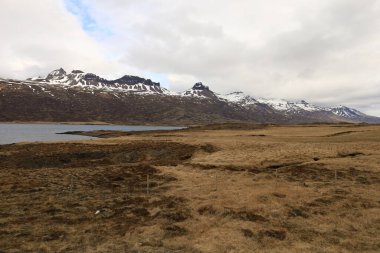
1,0,380,116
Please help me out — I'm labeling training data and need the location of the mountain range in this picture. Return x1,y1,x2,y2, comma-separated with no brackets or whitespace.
0,68,379,125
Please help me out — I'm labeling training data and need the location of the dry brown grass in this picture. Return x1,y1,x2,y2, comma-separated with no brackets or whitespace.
0,124,379,252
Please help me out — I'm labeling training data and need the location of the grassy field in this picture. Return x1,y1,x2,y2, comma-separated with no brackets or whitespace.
0,124,379,252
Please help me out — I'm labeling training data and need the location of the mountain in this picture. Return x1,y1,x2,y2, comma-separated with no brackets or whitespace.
27,68,166,94
182,82,219,99
0,68,379,124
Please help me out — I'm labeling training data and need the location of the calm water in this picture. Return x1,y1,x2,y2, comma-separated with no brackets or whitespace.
0,124,184,145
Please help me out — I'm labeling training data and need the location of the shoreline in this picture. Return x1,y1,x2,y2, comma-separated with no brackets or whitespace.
0,121,113,125
0,121,190,127
0,125,187,146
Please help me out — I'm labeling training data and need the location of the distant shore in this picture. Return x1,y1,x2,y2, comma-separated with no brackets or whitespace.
0,121,113,125
0,121,190,126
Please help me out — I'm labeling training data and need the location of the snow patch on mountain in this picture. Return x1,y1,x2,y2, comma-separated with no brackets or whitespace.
182,89,208,98
181,82,217,99
256,98,323,112
218,92,257,106
329,106,365,118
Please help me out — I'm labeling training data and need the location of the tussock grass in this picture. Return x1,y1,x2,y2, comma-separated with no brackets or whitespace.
1,124,380,252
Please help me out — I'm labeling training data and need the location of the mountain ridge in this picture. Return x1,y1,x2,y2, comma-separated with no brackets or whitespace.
0,68,379,124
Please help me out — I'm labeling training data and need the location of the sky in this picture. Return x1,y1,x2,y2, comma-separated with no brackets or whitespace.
0,0,379,116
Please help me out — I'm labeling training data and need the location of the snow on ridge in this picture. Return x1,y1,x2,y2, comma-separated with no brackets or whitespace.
292,100,324,112
162,89,181,96
218,92,322,111
329,106,365,118
25,69,169,95
22,77,168,95
182,89,204,98
256,98,292,111
256,97,324,112
218,92,256,105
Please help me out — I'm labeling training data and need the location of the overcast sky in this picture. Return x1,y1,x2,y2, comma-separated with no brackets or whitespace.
1,0,380,116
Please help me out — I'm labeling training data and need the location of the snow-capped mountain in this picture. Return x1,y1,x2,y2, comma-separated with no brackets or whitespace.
182,82,219,99
27,68,167,94
329,106,367,119
217,91,370,120
0,68,379,124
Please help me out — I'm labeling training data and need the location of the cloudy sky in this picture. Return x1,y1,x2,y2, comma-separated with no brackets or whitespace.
1,0,380,116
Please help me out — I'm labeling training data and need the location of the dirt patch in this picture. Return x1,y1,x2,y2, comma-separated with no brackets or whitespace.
324,131,359,137
223,208,268,223
188,163,254,172
241,229,254,238
42,231,66,241
272,192,286,198
187,163,380,186
200,143,219,153
198,205,218,215
0,141,200,169
337,151,364,158
278,164,380,184
308,195,345,207
0,161,193,252
264,162,303,170
258,229,287,240
161,210,191,222
288,207,310,218
163,225,188,237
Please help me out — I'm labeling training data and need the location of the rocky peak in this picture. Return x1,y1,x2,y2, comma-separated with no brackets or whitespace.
115,75,160,86
46,68,67,80
83,73,100,80
182,82,218,99
71,70,84,74
192,82,209,91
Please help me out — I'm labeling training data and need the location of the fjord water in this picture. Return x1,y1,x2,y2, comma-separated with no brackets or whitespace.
0,124,184,145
